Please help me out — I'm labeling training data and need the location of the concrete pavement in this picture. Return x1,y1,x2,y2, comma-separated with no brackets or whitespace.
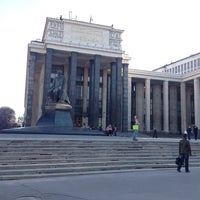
0,167,200,200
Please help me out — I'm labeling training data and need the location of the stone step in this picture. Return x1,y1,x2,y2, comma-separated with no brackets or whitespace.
0,162,192,176
1,161,200,181
0,158,191,170
0,138,199,180
2,154,199,164
0,160,199,176
0,152,199,161
0,141,181,148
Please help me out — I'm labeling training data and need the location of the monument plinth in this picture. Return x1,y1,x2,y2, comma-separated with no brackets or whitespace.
0,102,104,136
36,103,73,127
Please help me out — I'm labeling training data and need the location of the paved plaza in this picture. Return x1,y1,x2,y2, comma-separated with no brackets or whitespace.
0,167,200,200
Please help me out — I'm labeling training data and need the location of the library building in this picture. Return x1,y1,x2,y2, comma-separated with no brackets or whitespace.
24,17,200,134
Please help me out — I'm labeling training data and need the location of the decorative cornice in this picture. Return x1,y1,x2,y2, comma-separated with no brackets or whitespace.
42,17,124,55
129,68,200,82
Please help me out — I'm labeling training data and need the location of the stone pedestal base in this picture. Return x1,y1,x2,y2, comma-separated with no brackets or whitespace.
0,103,104,136
36,103,73,127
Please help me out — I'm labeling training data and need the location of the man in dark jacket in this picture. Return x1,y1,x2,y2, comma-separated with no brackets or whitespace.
186,126,192,140
193,125,198,140
177,132,192,173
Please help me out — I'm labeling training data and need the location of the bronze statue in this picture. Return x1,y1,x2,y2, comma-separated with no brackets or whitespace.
48,70,70,104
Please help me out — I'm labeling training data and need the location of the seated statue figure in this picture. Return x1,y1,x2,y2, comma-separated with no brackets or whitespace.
48,70,70,104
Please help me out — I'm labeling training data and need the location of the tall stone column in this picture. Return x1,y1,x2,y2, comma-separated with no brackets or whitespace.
122,63,128,132
89,55,100,129
94,55,101,129
42,48,53,113
145,79,151,132
186,85,192,126
136,82,144,131
82,67,88,125
180,82,186,132
163,80,169,132
68,52,77,120
107,75,111,125
110,62,117,126
116,58,122,130
102,68,108,129
169,85,178,133
89,59,95,127
25,52,36,126
128,77,132,130
152,84,162,131
194,78,200,127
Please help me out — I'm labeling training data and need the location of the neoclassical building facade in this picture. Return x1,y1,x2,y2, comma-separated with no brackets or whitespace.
25,17,129,131
128,69,200,134
24,17,200,134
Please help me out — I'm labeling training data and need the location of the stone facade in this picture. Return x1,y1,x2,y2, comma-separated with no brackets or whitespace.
25,17,129,131
25,17,200,133
129,69,200,134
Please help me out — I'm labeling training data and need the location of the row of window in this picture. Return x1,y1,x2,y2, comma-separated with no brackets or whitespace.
165,58,200,74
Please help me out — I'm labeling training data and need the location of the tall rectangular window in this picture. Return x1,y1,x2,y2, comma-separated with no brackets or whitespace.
187,62,190,72
76,67,84,81
175,66,177,73
194,59,197,70
181,64,183,74
184,63,186,73
191,61,193,71
76,85,83,99
198,58,200,68
178,65,180,73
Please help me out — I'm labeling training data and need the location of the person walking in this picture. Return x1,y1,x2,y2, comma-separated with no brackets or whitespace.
186,125,192,140
152,128,158,138
193,125,198,140
132,115,140,141
112,125,117,136
177,132,192,173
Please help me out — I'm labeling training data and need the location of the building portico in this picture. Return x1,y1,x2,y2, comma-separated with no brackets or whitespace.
129,69,200,134
25,17,129,131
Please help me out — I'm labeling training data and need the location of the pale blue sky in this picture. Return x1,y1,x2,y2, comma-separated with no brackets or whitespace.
0,0,200,117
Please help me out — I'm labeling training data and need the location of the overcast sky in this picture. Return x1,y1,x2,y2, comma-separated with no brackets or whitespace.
0,0,200,117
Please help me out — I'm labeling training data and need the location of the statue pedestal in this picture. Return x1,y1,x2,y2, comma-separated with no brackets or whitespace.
36,103,73,127
1,103,104,136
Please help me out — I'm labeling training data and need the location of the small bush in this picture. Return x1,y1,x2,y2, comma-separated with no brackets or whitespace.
0,107,17,130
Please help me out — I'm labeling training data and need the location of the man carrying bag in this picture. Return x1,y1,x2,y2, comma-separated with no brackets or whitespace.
177,132,192,173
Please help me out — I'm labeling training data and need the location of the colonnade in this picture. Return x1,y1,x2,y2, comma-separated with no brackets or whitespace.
25,49,129,131
129,77,200,134
25,50,200,134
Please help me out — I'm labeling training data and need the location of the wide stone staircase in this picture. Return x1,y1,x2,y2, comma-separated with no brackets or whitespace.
0,137,200,180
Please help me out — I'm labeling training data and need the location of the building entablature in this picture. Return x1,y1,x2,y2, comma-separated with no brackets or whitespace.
28,41,126,68
45,42,124,58
181,69,200,82
42,17,124,56
128,69,182,82
129,68,200,84
28,41,46,54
